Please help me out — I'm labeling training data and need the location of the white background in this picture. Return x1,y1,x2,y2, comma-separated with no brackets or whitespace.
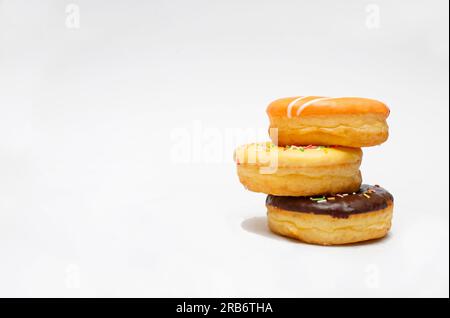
0,0,448,297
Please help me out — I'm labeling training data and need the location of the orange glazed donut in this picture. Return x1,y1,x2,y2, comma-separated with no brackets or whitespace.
267,96,390,147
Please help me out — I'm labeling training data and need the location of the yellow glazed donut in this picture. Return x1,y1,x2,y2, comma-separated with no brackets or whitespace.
267,96,390,147
234,142,362,196
266,185,394,245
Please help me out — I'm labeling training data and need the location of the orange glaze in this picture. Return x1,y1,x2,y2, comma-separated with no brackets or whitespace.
267,96,390,118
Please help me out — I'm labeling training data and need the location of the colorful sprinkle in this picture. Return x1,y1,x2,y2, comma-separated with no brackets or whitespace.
287,145,305,152
285,145,332,151
363,193,371,199
310,196,326,201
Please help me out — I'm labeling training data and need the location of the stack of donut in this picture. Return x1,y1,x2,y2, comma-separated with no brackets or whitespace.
234,96,393,245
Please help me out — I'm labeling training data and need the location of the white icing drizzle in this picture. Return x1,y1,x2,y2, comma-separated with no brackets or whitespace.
286,96,310,118
295,97,336,116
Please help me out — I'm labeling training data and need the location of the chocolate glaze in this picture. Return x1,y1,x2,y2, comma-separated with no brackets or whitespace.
266,184,393,219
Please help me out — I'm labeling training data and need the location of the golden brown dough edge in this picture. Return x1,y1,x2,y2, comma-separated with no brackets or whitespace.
268,115,389,147
273,126,389,147
267,203,393,245
237,164,362,196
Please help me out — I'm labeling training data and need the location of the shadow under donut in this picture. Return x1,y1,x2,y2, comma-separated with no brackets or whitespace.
241,216,293,242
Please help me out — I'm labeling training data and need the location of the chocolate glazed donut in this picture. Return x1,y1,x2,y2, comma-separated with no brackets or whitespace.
266,185,394,245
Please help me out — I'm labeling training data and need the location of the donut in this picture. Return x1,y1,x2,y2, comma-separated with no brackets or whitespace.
266,184,394,245
266,96,390,147
234,142,362,196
